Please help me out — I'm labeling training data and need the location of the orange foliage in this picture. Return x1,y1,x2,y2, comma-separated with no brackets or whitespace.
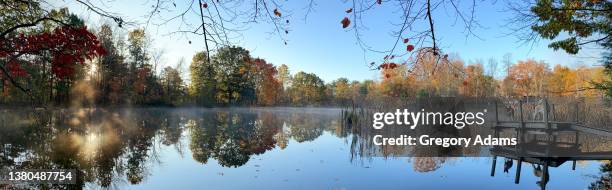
505,59,549,96
249,58,281,106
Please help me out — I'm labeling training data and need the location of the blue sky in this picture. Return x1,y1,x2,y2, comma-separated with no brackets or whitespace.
57,0,603,83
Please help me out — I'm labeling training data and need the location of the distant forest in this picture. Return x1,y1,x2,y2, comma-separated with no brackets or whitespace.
1,1,610,107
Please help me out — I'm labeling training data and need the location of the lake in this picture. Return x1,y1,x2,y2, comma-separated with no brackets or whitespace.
0,107,609,190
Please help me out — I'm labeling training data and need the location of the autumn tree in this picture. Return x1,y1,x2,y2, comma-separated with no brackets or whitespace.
500,54,515,97
275,64,291,104
249,58,281,106
288,71,326,105
330,78,351,105
548,64,606,97
160,66,185,105
0,4,106,104
408,51,464,97
547,64,577,96
379,64,417,99
189,47,283,106
189,51,216,106
349,80,363,103
276,64,291,89
212,46,255,104
94,23,128,104
460,63,496,97
127,29,147,100
127,29,163,104
359,80,373,99
504,59,550,97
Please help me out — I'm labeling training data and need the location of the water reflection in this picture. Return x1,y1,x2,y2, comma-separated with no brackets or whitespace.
0,108,340,189
0,107,609,189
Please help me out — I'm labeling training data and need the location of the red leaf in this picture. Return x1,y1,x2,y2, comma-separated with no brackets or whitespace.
274,9,282,17
3,26,105,79
379,63,398,70
202,2,208,8
341,17,351,28
403,38,409,43
407,45,414,52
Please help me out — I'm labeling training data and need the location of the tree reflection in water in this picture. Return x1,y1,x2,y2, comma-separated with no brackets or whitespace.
0,108,339,189
0,107,609,189
588,161,611,190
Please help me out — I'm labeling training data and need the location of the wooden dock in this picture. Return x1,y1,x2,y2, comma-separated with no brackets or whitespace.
488,98,611,190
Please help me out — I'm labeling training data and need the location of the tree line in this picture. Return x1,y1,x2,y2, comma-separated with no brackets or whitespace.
1,22,610,107
1,5,610,107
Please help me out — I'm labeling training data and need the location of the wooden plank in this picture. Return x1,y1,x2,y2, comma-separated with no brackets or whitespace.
571,125,612,137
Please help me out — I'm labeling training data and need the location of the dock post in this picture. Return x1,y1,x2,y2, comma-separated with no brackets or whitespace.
551,104,555,121
574,101,579,122
519,100,524,129
491,156,497,176
572,160,576,170
544,98,550,130
542,162,549,189
515,158,522,184
494,100,498,124
518,100,524,149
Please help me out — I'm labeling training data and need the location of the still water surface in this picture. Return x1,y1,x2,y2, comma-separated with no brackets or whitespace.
0,107,608,189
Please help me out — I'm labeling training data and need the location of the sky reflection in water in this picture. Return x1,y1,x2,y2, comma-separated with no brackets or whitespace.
0,108,607,190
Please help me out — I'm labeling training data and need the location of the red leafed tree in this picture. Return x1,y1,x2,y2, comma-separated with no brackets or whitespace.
248,58,281,106
0,26,106,95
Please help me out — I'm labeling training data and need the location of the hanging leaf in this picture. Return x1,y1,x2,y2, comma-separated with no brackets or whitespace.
407,45,414,52
274,9,282,17
403,38,409,43
380,63,398,70
377,0,382,5
202,2,208,8
286,20,289,24
346,8,353,13
341,17,351,28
